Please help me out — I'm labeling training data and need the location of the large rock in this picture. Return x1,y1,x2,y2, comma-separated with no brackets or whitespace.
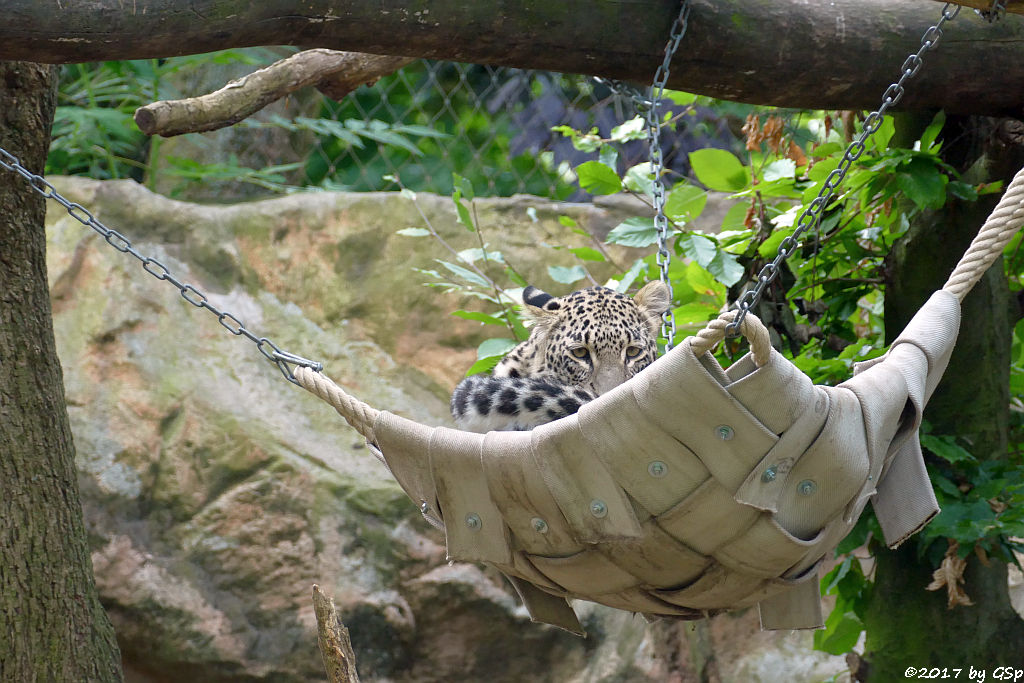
45,176,846,682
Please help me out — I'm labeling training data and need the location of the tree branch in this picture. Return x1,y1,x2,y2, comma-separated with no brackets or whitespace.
3,1,1024,115
134,49,413,137
312,585,361,683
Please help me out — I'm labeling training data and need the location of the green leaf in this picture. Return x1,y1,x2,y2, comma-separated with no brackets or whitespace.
671,301,720,325
396,227,430,237
457,247,504,265
948,181,978,202
452,172,475,200
613,258,649,293
506,268,528,288
400,188,417,201
921,434,976,464
576,160,622,195
606,217,659,247
763,158,796,182
664,89,697,106
453,198,475,231
552,125,603,152
678,233,717,267
610,116,646,142
758,226,796,257
452,310,506,325
393,124,450,139
867,115,896,153
477,337,518,360
466,355,502,376
665,184,707,223
814,611,864,656
931,474,963,499
689,148,749,192
548,265,588,284
682,261,721,295
707,249,744,286
558,215,578,228
624,162,655,196
719,202,750,232
356,124,423,156
896,157,947,210
599,145,619,170
919,110,946,152
569,247,605,262
436,260,489,288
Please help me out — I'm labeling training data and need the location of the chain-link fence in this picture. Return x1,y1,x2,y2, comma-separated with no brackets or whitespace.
309,60,736,200
50,55,740,202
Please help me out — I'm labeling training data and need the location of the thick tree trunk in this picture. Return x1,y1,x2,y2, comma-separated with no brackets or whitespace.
2,1,1024,115
0,62,124,682
864,115,1024,677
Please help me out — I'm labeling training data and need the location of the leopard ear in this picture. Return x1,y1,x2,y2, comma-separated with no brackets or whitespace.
522,285,562,320
522,285,554,309
633,281,671,336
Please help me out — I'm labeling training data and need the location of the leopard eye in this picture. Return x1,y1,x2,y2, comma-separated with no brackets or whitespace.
570,347,590,359
625,346,643,359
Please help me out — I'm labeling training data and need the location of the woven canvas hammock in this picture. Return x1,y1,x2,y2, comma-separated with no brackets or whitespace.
295,167,1024,635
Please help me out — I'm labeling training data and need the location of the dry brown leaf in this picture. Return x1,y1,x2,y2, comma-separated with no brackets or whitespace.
742,113,762,152
763,115,785,154
787,140,807,167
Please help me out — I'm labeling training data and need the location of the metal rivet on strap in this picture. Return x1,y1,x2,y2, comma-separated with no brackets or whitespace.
420,501,430,514
797,480,817,496
648,461,668,478
761,465,778,483
531,517,549,534
589,499,608,518
465,513,482,530
716,425,735,441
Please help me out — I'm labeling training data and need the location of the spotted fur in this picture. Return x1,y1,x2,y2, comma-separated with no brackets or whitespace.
451,281,671,432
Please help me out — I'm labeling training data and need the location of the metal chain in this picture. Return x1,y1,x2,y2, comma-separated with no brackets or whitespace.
595,0,690,350
978,0,1007,22
645,0,690,350
727,2,961,335
0,147,323,385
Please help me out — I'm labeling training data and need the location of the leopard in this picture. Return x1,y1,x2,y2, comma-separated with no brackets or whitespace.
450,280,671,432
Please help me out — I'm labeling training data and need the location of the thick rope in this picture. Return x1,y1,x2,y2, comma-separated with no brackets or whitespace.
294,365,379,443
689,310,772,367
943,164,1024,301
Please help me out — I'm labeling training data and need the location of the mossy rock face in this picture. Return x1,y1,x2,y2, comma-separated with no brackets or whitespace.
47,177,842,682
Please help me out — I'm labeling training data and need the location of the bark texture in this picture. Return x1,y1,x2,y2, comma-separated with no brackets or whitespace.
0,62,123,682
1,1,1024,114
865,115,1024,677
134,50,414,137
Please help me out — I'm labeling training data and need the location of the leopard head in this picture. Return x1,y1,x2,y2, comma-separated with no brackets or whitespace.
522,281,671,396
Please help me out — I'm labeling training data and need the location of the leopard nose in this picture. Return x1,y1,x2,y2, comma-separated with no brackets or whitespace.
591,364,627,395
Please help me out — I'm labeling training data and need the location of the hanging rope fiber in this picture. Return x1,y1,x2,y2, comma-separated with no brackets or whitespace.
943,166,1024,299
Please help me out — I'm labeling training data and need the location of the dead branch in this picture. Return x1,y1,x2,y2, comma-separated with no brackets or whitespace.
312,584,361,683
134,49,413,137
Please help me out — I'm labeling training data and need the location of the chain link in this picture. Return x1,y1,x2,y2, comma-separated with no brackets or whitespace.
0,148,323,385
727,2,961,335
978,0,1007,22
645,0,690,351
595,0,690,350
